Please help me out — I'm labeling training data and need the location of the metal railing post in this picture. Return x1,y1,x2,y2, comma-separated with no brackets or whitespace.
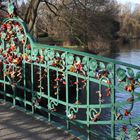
87,76,90,140
31,63,34,114
111,64,116,139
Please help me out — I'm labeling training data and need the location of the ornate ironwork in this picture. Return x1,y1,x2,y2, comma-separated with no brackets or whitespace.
0,1,140,140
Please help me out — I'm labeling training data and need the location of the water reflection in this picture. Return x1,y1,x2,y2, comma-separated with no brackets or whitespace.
107,40,140,65
105,40,140,139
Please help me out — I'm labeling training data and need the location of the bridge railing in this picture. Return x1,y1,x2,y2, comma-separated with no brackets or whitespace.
0,2,140,140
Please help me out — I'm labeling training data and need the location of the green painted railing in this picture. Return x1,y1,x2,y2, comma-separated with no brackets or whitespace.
0,1,140,140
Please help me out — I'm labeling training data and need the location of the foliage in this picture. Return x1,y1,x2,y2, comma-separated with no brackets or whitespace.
18,0,120,49
119,3,140,39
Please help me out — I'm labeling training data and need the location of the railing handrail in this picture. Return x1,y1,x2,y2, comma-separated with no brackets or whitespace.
34,43,140,70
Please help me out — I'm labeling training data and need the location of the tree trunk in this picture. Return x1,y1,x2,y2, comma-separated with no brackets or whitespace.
24,0,40,32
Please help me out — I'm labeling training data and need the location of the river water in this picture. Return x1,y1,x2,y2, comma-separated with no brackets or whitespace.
106,40,140,65
104,40,140,139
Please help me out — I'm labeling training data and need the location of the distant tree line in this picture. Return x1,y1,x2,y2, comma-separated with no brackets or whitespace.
118,3,140,42
1,0,140,52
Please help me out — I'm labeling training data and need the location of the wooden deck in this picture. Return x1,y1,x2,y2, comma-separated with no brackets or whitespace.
0,103,78,140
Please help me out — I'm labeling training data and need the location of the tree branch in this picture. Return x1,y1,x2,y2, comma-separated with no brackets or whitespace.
44,0,58,16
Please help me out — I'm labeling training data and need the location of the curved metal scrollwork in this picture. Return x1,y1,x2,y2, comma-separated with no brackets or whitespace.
48,99,59,111
116,67,140,139
89,77,111,122
116,67,140,119
67,106,78,120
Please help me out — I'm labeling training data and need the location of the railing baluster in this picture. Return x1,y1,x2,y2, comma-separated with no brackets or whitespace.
66,71,70,130
111,63,116,138
87,76,90,140
13,66,16,106
47,66,51,122
66,52,70,130
23,61,26,109
31,63,34,114
4,65,6,103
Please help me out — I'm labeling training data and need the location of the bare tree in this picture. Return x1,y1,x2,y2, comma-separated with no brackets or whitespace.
1,0,120,52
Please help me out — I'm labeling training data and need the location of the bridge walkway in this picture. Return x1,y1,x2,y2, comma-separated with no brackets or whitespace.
0,103,78,140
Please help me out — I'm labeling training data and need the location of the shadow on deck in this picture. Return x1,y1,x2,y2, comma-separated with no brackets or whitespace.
0,103,78,140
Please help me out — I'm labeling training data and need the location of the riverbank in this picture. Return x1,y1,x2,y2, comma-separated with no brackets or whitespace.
38,37,140,56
